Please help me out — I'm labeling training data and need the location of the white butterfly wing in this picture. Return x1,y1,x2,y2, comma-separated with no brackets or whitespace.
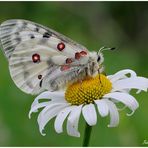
0,19,89,95
0,19,88,59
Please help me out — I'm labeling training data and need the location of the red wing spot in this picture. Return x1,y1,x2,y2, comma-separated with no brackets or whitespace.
61,65,70,71
66,58,73,64
75,52,81,60
38,75,42,79
80,50,87,56
57,42,65,51
32,53,40,63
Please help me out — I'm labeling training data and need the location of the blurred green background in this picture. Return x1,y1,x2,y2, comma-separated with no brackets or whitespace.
0,1,148,146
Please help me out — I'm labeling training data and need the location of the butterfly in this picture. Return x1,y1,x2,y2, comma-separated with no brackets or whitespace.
0,19,114,95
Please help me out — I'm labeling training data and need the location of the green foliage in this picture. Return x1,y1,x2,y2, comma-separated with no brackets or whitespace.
0,2,147,146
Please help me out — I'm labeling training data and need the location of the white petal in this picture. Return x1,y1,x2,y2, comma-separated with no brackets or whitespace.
38,102,67,125
117,105,127,111
103,99,119,127
31,91,51,109
108,69,137,83
113,77,148,92
54,106,75,133
136,89,142,94
113,88,131,94
104,92,139,115
31,91,65,110
29,102,50,119
82,104,97,126
67,105,82,137
47,91,65,100
37,102,68,136
95,99,109,117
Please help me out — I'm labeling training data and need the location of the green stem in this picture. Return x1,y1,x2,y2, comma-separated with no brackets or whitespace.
83,122,92,147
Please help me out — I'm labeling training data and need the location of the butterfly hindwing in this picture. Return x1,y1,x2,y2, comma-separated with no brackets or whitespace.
0,19,89,95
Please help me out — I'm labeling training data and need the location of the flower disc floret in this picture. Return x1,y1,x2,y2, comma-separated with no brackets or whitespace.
65,74,112,105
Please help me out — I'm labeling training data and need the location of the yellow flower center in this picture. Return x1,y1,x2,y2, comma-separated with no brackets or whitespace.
65,74,112,105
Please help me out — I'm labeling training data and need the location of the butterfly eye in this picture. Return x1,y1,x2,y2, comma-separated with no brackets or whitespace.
97,56,101,62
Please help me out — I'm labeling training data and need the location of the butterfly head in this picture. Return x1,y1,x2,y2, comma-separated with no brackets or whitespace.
97,46,116,64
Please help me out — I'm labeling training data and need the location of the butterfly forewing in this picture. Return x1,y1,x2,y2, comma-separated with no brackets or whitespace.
0,19,89,95
0,19,88,59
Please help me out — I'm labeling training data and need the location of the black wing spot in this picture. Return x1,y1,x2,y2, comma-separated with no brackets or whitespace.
15,32,19,35
5,46,15,56
39,79,43,87
35,27,39,32
38,75,42,79
24,71,29,79
3,40,12,46
15,37,21,42
30,34,35,39
22,22,28,29
43,32,52,38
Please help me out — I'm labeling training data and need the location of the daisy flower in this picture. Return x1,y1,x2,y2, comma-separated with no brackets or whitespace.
29,69,148,137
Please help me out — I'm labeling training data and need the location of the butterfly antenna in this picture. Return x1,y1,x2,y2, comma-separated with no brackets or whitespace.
98,46,116,54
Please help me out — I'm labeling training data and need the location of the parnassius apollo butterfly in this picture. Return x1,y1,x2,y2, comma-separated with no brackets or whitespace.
0,19,114,95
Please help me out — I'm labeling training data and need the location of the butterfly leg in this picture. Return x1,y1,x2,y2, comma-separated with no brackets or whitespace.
98,69,104,87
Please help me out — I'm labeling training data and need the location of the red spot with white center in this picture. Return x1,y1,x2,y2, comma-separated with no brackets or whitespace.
61,65,70,71
66,58,73,64
32,53,40,63
57,42,65,51
80,50,87,56
75,52,81,60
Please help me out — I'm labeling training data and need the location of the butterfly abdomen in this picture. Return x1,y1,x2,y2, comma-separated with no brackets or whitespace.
47,61,99,91
46,68,85,91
